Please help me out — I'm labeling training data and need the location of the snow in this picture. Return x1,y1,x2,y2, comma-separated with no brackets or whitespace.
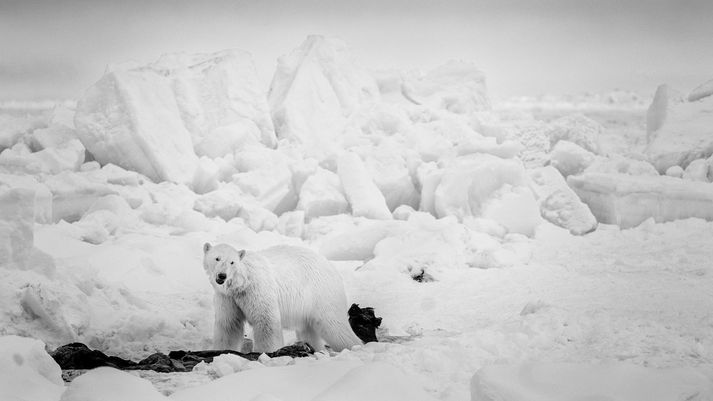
471,362,712,401
568,172,713,228
0,336,64,401
3,36,713,401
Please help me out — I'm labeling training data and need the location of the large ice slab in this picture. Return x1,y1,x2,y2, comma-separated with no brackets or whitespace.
471,362,712,401
646,81,713,172
568,172,713,228
75,49,276,183
268,35,380,149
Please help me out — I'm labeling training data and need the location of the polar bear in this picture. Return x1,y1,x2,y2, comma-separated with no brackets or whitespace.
203,243,363,353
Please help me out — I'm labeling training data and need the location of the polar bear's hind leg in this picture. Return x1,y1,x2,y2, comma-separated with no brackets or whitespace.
314,314,363,352
298,324,325,351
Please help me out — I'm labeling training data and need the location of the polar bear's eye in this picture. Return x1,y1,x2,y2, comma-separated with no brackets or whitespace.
230,261,234,265
215,257,220,261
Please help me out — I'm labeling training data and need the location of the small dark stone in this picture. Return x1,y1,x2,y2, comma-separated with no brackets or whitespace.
348,303,382,343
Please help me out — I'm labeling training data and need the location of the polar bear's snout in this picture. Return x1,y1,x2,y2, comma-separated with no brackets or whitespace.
216,272,227,285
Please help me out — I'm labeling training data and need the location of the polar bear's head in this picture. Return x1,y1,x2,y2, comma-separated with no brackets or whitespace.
203,243,248,294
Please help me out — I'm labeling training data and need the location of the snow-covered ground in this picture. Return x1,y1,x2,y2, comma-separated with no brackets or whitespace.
2,36,713,401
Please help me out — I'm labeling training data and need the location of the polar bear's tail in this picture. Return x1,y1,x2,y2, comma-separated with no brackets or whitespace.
314,315,363,352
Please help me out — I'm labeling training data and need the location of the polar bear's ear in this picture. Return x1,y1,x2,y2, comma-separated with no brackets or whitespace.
238,249,246,260
203,243,212,254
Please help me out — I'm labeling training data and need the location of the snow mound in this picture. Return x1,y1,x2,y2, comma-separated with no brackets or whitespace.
683,158,710,182
0,139,85,175
646,83,713,172
172,360,363,401
337,152,392,220
471,362,712,401
568,172,713,228
529,166,597,235
75,49,276,183
268,35,380,150
584,154,659,176
0,335,64,401
434,154,541,236
61,367,166,401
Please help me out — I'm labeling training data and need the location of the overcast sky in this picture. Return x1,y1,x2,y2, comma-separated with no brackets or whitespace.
1,0,711,101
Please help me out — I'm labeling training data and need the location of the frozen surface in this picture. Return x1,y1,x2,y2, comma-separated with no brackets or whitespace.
337,152,392,220
471,362,712,401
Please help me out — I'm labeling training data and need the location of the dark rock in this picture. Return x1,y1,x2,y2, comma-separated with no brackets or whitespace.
50,342,316,375
50,343,136,370
348,303,382,343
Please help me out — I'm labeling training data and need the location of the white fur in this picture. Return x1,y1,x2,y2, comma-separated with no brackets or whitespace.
203,243,363,353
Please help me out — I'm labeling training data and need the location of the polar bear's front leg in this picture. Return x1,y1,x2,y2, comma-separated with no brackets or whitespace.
249,295,284,353
213,293,245,351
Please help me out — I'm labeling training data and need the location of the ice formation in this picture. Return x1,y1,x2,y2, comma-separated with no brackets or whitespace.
268,35,380,151
0,336,64,401
646,80,713,172
569,172,713,228
75,49,276,183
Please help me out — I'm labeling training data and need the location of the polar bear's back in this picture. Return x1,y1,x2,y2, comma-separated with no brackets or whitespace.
257,245,349,329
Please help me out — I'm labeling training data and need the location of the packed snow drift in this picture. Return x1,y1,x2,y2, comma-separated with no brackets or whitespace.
1,35,713,401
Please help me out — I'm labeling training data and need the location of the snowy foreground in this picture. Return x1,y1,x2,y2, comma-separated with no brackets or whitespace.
2,36,713,400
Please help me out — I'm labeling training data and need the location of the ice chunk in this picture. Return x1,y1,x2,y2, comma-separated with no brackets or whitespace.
0,188,35,267
548,140,596,177
0,335,64,401
529,166,597,235
268,35,380,148
61,367,167,401
433,154,541,235
363,149,419,211
75,49,276,183
337,152,392,220
471,363,712,401
568,172,713,228
75,62,199,183
276,210,304,238
193,186,278,231
43,172,118,223
297,168,348,220
687,78,713,102
191,157,220,195
0,174,52,223
417,162,443,215
546,114,602,154
0,139,85,174
232,146,296,214
646,84,713,172
682,158,709,182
